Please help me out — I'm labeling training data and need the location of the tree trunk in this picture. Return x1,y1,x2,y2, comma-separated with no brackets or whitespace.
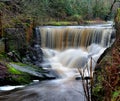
105,0,117,21
0,11,2,38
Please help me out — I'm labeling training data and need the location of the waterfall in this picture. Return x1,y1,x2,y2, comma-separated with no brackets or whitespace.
0,24,115,101
37,25,115,50
35,24,115,78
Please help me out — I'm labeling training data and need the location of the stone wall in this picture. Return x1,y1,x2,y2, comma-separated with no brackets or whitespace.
4,28,26,52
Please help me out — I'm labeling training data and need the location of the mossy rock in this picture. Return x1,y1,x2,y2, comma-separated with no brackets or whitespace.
0,62,40,86
0,59,58,86
5,63,32,85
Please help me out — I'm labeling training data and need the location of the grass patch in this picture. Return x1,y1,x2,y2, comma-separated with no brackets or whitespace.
44,21,78,26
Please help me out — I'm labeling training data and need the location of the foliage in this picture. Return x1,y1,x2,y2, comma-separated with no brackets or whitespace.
112,89,120,101
92,34,120,101
0,2,4,10
92,9,120,99
20,0,119,21
68,14,82,21
0,0,119,28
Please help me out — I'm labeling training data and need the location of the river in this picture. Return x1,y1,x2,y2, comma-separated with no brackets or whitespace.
0,23,115,101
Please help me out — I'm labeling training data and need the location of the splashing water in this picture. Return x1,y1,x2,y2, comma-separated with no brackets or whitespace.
0,24,115,101
36,24,115,78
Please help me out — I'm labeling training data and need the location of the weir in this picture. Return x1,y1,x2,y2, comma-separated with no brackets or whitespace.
0,24,116,101
35,24,115,78
37,25,115,50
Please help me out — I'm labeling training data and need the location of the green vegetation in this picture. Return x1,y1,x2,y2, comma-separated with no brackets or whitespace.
0,0,119,27
115,8,120,22
0,1,120,101
0,60,49,86
44,21,78,26
92,10,120,100
92,61,120,101
21,0,118,20
6,63,32,85
8,64,22,74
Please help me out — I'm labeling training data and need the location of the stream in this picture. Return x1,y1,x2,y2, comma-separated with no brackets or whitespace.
0,23,115,101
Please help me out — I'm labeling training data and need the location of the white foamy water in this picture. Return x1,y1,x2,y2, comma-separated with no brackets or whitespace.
0,85,24,91
41,43,106,78
0,23,115,97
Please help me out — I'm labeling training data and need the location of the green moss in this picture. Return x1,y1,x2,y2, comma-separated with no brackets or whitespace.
45,21,78,26
8,64,21,74
14,62,43,72
6,63,32,85
5,62,47,85
13,62,28,66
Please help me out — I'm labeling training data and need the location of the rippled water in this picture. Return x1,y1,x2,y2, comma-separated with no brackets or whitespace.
0,78,86,101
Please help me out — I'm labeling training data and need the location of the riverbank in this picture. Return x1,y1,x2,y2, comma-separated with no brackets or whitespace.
92,9,120,101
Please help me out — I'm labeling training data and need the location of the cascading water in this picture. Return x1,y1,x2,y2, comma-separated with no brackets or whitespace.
0,24,115,101
35,24,115,78
39,26,114,49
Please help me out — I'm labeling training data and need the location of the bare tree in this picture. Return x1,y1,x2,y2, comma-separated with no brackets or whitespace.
105,0,120,21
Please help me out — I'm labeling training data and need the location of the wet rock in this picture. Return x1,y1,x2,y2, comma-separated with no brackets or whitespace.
42,69,59,79
7,51,22,62
24,44,43,64
75,76,92,80
0,63,8,79
75,77,82,80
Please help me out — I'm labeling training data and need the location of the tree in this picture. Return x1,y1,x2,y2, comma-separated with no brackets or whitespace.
11,0,120,21
105,0,120,21
48,0,67,19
